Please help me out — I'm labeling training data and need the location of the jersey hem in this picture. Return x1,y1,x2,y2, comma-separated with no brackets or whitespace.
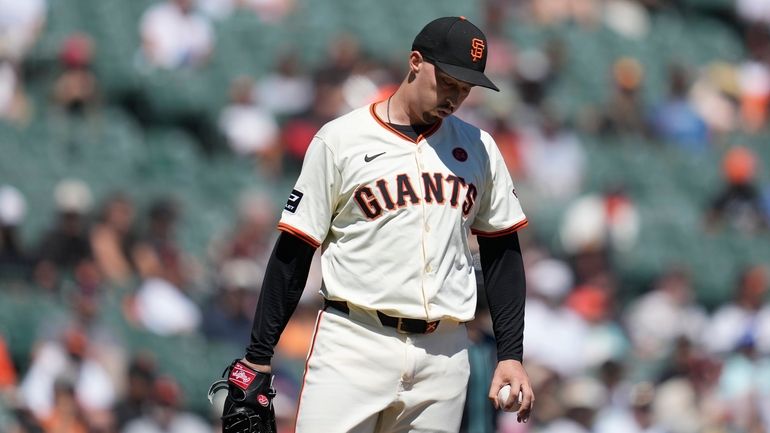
277,222,322,249
471,218,529,237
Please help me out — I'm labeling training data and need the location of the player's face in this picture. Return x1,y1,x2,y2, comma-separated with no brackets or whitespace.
412,54,473,123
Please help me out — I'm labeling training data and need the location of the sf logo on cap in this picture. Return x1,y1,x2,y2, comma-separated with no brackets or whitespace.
470,38,485,63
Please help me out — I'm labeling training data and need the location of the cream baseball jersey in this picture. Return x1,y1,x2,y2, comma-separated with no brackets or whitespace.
278,103,527,322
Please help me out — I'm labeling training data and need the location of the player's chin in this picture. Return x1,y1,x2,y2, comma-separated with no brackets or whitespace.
433,108,453,119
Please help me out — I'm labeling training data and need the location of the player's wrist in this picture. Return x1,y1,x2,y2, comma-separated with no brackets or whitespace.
240,357,272,373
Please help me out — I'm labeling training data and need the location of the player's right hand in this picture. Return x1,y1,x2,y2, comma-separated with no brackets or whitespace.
488,359,534,423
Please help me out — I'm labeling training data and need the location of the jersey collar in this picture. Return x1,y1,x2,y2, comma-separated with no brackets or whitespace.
369,102,442,144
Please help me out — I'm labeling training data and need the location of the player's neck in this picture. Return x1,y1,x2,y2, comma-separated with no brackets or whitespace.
384,88,430,126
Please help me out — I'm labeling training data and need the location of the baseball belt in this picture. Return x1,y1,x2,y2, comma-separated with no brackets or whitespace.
324,299,440,334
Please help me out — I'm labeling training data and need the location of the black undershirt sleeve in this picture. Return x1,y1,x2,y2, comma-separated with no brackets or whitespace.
244,232,316,365
477,232,526,362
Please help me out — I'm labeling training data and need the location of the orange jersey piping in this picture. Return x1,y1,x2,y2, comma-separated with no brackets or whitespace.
277,222,321,249
369,102,442,144
293,310,324,432
472,218,529,237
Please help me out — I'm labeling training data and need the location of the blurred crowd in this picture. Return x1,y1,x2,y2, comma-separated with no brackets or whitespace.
1,0,770,433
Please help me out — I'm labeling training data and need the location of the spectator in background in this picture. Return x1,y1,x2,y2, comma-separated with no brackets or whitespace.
274,33,364,149
523,257,591,377
121,376,210,433
39,379,89,433
255,50,313,118
132,198,193,289
625,267,708,360
737,25,770,133
690,62,741,137
595,382,667,433
0,333,16,395
602,0,650,40
208,189,276,270
198,0,295,22
0,59,31,125
481,1,516,79
240,0,295,23
530,0,601,29
595,58,649,137
218,76,281,176
520,109,586,202
52,33,99,119
566,281,629,370
90,192,138,287
0,185,31,281
139,0,214,70
280,68,346,171
0,0,47,62
513,48,554,124
490,116,524,178
19,326,116,423
650,64,709,152
128,198,201,336
654,338,721,433
34,179,94,291
113,353,157,431
706,146,768,233
737,0,770,25
560,185,640,256
716,333,770,433
201,259,261,347
541,376,608,433
703,265,770,355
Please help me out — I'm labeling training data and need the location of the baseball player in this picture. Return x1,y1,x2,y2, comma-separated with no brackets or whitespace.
216,16,534,433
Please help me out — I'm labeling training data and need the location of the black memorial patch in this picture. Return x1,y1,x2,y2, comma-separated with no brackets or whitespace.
284,189,304,213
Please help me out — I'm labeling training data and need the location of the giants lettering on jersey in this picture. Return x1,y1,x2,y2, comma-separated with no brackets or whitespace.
354,172,477,219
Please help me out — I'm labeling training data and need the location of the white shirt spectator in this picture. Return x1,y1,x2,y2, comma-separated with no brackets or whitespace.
524,299,591,377
219,103,279,155
134,277,202,335
737,0,770,24
256,71,313,116
702,303,769,355
140,0,214,70
626,289,708,356
19,342,116,418
0,0,46,61
560,193,640,254
520,124,586,202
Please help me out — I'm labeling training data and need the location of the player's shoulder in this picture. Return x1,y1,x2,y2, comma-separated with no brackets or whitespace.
315,105,372,142
443,115,495,148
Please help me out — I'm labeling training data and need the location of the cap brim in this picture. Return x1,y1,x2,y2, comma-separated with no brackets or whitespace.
434,60,500,92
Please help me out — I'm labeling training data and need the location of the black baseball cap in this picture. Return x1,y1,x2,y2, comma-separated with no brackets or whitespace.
412,16,499,92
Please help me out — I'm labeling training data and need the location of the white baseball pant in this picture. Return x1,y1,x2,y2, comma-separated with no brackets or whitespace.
293,304,471,433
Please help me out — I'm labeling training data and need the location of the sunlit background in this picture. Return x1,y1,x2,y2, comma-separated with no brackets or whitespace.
0,0,769,432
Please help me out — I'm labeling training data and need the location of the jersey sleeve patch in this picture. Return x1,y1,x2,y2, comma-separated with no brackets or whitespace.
284,189,304,213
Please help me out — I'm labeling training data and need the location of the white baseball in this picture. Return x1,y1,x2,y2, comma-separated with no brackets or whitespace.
497,385,522,412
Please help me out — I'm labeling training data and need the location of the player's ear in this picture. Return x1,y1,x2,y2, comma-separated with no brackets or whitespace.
409,51,423,74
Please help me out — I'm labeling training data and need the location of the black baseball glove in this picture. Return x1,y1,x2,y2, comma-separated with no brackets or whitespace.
210,359,277,433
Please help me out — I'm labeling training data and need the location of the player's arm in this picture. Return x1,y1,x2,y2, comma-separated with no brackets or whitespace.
477,231,533,422
241,231,316,372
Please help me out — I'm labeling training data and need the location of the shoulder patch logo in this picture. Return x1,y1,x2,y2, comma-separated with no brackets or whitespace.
452,147,468,162
470,38,485,63
284,189,304,213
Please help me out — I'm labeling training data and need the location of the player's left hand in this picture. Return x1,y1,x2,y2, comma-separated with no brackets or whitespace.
488,359,534,423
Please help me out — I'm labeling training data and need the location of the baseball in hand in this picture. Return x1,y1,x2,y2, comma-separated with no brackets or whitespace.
497,385,522,412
